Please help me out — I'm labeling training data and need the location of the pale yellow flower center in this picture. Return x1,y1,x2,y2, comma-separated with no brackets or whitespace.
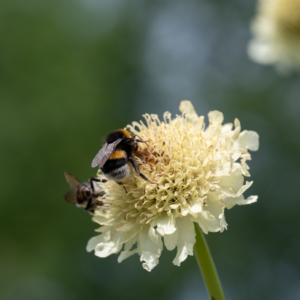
272,0,300,37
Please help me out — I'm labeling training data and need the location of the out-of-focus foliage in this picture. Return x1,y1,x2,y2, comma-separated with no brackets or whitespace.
1,0,300,299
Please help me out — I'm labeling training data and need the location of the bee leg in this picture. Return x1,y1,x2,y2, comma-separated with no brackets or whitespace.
128,157,157,184
85,198,94,212
117,182,127,193
135,134,149,145
125,138,149,145
89,178,106,194
91,178,100,182
135,139,149,147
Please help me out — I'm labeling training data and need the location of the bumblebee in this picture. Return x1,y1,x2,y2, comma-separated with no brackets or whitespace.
91,129,150,183
63,172,105,214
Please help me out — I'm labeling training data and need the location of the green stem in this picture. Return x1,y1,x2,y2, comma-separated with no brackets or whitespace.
194,223,226,300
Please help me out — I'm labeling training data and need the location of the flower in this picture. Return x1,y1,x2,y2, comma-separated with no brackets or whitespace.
248,0,300,73
87,101,259,271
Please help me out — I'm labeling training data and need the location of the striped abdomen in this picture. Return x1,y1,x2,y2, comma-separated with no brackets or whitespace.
101,150,131,182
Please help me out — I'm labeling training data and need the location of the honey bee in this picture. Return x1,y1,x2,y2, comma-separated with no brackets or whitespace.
63,172,105,214
91,129,151,183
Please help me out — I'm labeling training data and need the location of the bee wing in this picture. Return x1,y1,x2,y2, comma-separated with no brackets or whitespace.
91,138,123,168
64,172,81,188
64,189,77,204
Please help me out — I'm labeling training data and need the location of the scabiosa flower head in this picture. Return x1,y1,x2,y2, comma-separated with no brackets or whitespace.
248,0,300,73
87,101,259,271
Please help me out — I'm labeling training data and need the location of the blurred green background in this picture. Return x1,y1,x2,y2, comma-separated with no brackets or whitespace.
1,0,300,299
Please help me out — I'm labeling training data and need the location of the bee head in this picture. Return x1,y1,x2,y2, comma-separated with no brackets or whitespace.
105,129,133,144
77,184,91,204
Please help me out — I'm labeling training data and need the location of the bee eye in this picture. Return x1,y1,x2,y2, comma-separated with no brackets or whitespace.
85,189,91,196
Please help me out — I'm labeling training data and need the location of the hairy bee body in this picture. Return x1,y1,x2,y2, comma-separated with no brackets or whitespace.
76,182,93,204
64,172,104,214
91,129,149,183
101,150,131,182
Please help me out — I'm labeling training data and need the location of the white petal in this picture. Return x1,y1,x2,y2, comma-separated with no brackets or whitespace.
117,220,137,231
189,200,203,213
86,230,110,252
236,195,258,206
95,225,113,233
118,236,138,263
179,100,197,115
236,131,259,151
201,210,215,221
206,192,224,203
122,225,140,244
94,231,124,257
224,194,258,209
221,123,233,133
201,202,227,232
155,215,176,236
118,248,138,263
148,226,158,244
236,181,253,198
92,214,122,226
172,217,196,266
208,110,224,125
196,211,220,233
138,225,163,272
213,162,231,177
164,229,179,251
124,234,137,251
219,180,252,199
248,40,276,64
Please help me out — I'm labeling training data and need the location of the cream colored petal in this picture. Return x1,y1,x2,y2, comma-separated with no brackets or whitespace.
206,192,224,204
189,198,203,214
236,181,253,198
138,225,163,272
125,234,138,251
118,248,138,263
122,225,140,244
86,230,111,252
235,130,259,151
223,195,243,209
155,214,177,236
203,202,227,232
219,176,251,199
94,231,124,257
117,220,137,231
236,195,258,206
148,226,158,244
95,225,113,233
213,162,231,177
172,217,196,266
164,228,179,251
201,210,215,221
196,211,220,233
221,123,233,133
118,236,138,263
179,100,197,115
224,194,258,209
208,110,224,125
248,40,277,64
92,214,122,226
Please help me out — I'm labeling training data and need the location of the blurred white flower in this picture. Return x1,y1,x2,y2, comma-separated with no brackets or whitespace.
248,0,300,73
87,101,259,271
